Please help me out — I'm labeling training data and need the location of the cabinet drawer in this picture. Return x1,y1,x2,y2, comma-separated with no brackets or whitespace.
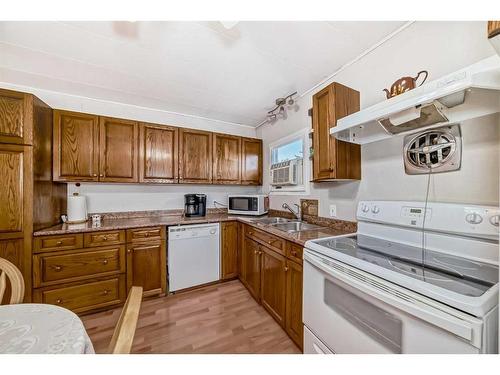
33,245,126,287
127,226,165,242
34,234,84,253
33,275,126,314
84,230,125,247
286,242,303,264
245,226,285,255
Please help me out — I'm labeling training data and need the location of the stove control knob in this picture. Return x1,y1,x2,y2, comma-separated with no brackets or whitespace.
371,206,380,214
361,205,370,213
489,215,500,227
466,213,483,225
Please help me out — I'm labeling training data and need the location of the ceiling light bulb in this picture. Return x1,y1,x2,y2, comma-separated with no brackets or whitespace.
279,106,285,114
288,98,294,105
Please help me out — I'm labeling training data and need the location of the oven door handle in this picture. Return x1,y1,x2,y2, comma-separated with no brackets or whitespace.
305,252,480,345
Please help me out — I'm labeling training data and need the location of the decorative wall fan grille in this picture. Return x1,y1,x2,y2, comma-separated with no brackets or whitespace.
403,125,461,175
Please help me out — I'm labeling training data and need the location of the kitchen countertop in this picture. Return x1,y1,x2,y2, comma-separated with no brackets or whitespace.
33,212,356,246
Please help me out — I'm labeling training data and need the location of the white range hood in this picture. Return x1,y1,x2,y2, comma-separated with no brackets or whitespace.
332,56,500,144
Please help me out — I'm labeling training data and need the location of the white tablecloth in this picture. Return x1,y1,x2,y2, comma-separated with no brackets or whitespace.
0,304,95,354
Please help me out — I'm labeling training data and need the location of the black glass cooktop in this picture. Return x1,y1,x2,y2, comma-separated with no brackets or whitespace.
315,235,498,297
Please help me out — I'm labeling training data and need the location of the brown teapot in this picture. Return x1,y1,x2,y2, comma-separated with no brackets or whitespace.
383,70,428,99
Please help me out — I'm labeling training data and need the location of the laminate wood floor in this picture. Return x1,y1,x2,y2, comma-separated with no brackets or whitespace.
82,280,301,354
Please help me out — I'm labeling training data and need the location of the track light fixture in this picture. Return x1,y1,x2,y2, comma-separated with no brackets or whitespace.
267,91,297,122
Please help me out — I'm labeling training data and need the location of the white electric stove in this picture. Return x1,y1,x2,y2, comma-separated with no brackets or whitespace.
303,201,499,354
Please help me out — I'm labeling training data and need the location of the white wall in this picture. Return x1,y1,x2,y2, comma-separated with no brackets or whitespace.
0,81,260,213
67,183,260,213
257,21,500,221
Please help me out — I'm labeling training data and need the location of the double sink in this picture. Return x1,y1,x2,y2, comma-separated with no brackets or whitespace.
251,217,324,233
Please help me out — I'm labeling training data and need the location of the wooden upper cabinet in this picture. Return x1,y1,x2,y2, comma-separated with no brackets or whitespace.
241,137,262,185
213,133,241,184
0,89,32,145
0,144,30,240
178,128,212,184
488,21,500,38
139,123,178,183
312,82,360,181
53,110,100,181
99,117,138,183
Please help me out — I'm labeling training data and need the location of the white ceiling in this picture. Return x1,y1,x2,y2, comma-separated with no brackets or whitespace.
0,21,406,126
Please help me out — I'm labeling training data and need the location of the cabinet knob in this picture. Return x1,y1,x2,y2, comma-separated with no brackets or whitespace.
254,250,258,255
258,251,262,255
102,259,108,265
267,240,273,245
102,290,109,295
99,174,104,177
102,235,108,241
56,241,62,245
56,299,62,304
54,265,62,271
93,174,97,177
127,249,132,253
248,231,254,235
284,266,289,272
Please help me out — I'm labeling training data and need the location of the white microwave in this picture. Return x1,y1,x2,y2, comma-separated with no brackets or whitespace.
227,195,269,216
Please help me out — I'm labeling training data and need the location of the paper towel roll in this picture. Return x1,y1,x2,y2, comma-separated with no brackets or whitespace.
67,195,88,223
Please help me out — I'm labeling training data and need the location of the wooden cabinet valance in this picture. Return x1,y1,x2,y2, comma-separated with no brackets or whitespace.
53,109,262,186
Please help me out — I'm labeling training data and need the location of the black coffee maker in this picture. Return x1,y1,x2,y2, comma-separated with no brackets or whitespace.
184,194,207,217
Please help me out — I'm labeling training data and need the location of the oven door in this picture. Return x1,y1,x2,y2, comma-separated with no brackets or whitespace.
303,250,482,354
228,196,257,214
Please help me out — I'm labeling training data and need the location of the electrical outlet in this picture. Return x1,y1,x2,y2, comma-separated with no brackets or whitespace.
329,204,337,218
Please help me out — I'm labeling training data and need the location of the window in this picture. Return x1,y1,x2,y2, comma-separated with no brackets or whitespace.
269,129,310,194
271,138,304,164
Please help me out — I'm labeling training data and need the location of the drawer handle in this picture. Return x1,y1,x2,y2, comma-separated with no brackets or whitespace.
53,265,63,271
56,241,63,245
102,235,108,241
102,289,110,296
258,251,262,256
267,240,273,244
56,298,63,304
102,259,108,265
284,266,289,272
248,231,254,235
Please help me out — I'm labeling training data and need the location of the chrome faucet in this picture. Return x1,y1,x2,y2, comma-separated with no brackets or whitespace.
282,203,301,221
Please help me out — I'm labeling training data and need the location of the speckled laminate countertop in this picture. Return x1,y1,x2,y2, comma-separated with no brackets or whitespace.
33,212,356,246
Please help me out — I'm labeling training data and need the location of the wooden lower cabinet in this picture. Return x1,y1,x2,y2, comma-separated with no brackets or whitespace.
260,246,286,327
126,240,166,297
285,259,303,350
240,237,261,301
221,221,239,279
240,224,304,350
33,275,126,314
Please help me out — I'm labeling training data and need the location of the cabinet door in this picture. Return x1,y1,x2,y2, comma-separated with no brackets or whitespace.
0,89,31,145
221,221,238,279
127,240,166,297
53,110,99,181
312,85,335,180
488,21,500,38
99,117,138,182
139,123,178,183
286,259,303,350
0,239,25,304
261,246,286,327
213,133,241,184
240,138,262,185
0,144,30,240
241,237,261,301
178,128,212,183
312,83,360,181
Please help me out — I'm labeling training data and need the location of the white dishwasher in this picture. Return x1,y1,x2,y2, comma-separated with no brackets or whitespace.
168,223,220,292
